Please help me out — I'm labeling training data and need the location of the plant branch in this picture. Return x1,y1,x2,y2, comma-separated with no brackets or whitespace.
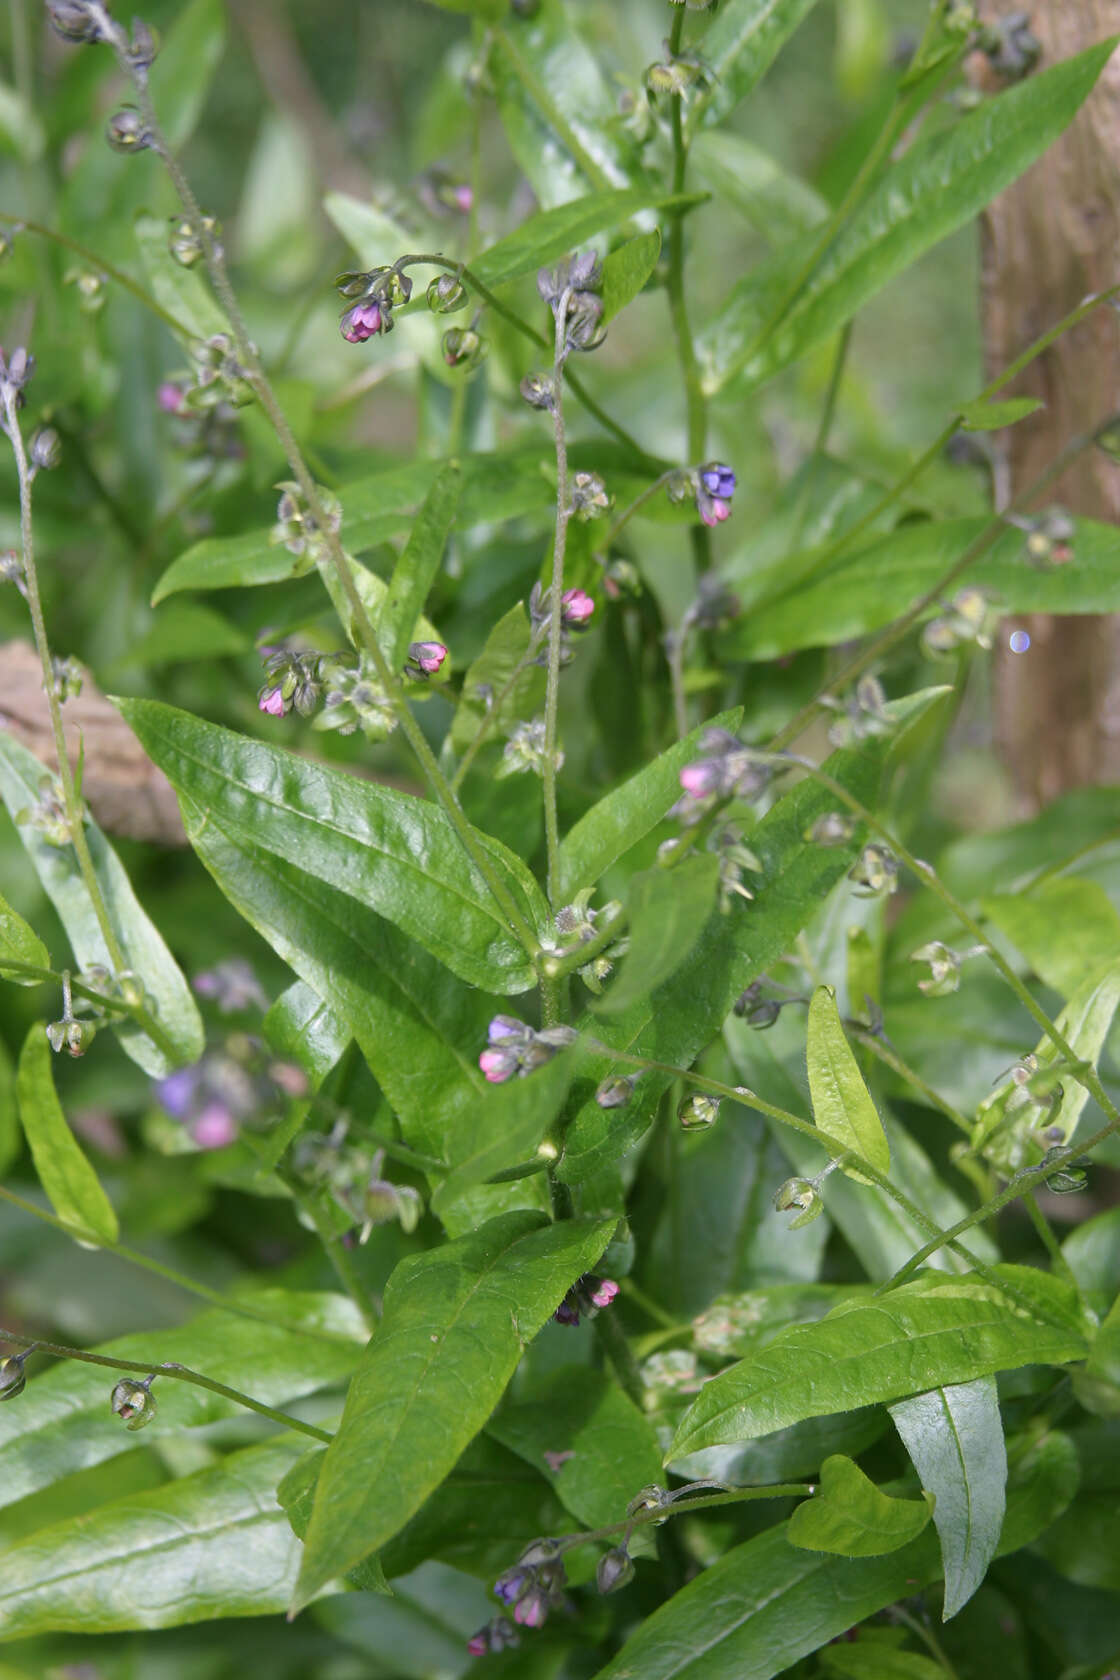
543,290,572,912
0,1325,333,1443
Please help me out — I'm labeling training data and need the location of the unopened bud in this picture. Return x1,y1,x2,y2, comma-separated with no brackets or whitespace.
111,1376,157,1430
519,371,555,410
29,427,62,472
806,811,855,847
773,1176,824,1229
106,108,153,153
426,273,468,314
45,1017,96,1057
678,1093,720,1131
442,326,487,370
0,1351,32,1401
46,0,104,42
596,1076,635,1109
597,1547,634,1594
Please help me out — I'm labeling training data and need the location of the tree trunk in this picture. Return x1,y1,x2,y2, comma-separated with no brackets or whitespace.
977,4,1120,809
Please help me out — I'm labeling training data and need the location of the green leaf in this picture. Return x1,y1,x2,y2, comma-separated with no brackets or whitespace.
290,1210,615,1611
381,461,461,672
959,396,1044,431
147,0,226,150
0,1292,365,1512
787,1454,933,1557
0,734,204,1079
472,190,698,290
690,130,828,246
599,230,661,320
263,981,350,1090
556,708,742,903
276,1451,390,1595
0,1438,308,1636
823,1649,958,1680
430,1048,577,1218
984,877,1120,999
450,601,545,756
105,600,251,673
489,1365,663,1533
889,1377,1007,1619
0,1038,17,1179
686,0,825,135
1076,1289,1120,1417
117,699,545,995
721,515,1120,658
807,984,890,1181
313,547,449,685
590,1430,1076,1680
134,211,227,341
669,1267,1088,1459
698,41,1116,393
0,889,49,984
671,1409,887,1490
594,854,721,1015
16,1025,118,1246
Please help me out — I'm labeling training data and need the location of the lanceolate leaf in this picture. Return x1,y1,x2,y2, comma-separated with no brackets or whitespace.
0,1292,365,1512
16,1025,118,1246
594,854,721,1016
720,515,1120,659
430,1048,577,1218
786,1454,933,1557
0,888,49,983
686,0,825,135
289,1211,615,1611
381,459,461,672
983,877,1120,1000
0,1437,308,1637
0,734,204,1078
689,130,828,246
889,1377,1007,1619
669,1267,1088,1459
698,41,1116,393
591,1430,1076,1680
118,699,546,995
806,985,890,1181
600,230,662,320
450,602,545,756
471,190,698,290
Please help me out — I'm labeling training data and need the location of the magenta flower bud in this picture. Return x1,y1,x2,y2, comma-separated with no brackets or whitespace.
193,1103,237,1150
561,588,595,627
479,1048,517,1083
679,760,721,799
340,298,386,344
589,1277,619,1309
700,497,730,528
467,1633,488,1657
454,184,474,213
513,1588,549,1628
157,381,187,414
258,686,287,717
407,640,448,675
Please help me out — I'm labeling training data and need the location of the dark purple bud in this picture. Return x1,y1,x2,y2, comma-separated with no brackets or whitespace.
493,1565,532,1606
699,462,736,501
553,1294,581,1327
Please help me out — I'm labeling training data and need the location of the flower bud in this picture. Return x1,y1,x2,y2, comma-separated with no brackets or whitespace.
848,842,899,897
406,640,448,676
111,1376,157,1430
520,371,555,410
340,297,390,344
560,587,595,628
597,1547,635,1594
106,108,152,153
0,1352,32,1401
29,427,62,472
596,1075,635,1109
678,1093,720,1131
806,811,855,847
124,17,160,71
426,273,468,314
570,471,610,521
910,940,962,997
46,0,104,42
169,215,220,269
45,1017,96,1057
442,326,487,370
773,1176,824,1229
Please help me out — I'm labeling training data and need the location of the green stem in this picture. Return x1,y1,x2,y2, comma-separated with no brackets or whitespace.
0,1325,333,1443
598,470,676,554
2,383,127,978
1023,1192,1084,1304
619,1276,678,1330
849,1024,972,1138
0,213,193,336
770,410,1120,752
542,291,572,912
0,1181,351,1345
665,25,705,466
781,320,854,564
558,1484,815,1553
492,25,614,193
593,1305,646,1410
120,82,539,966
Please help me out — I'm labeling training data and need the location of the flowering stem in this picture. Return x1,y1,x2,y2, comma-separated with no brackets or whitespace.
554,1483,816,1553
542,291,573,912
848,1023,972,1138
666,10,706,470
1,384,131,983
112,75,539,967
0,1181,354,1345
0,1326,333,1443
769,409,1120,753
666,626,688,740
0,957,133,1011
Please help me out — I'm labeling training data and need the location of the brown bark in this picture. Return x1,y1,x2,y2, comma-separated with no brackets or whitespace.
977,4,1120,808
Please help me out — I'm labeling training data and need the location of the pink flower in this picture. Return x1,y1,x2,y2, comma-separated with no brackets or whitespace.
340,299,385,344
158,382,186,414
479,1048,516,1083
408,640,448,675
454,185,474,213
700,497,730,528
590,1277,619,1309
467,1634,488,1657
258,686,286,717
193,1103,237,1150
513,1589,548,1629
561,588,595,627
679,761,721,799
270,1060,309,1098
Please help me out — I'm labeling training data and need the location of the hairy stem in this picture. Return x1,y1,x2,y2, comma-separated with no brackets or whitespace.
543,291,572,911
0,1326,333,1443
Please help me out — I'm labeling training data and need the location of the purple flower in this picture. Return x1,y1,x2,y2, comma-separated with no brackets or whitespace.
560,587,595,627
488,1015,527,1044
340,299,387,344
154,1067,198,1119
554,1298,581,1327
494,1566,532,1606
554,1272,619,1327
700,463,736,500
258,685,287,717
407,640,448,675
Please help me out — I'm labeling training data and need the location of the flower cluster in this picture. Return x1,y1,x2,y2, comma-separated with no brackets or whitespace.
335,265,412,345
677,727,773,807
292,1121,422,1242
257,644,329,720
478,1015,577,1083
554,1272,619,1326
823,673,892,748
497,716,563,779
666,461,738,528
645,41,713,100
466,1617,519,1659
17,772,81,848
316,656,397,741
154,1025,307,1152
921,586,997,658
527,581,597,666
537,250,606,354
492,1540,569,1630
